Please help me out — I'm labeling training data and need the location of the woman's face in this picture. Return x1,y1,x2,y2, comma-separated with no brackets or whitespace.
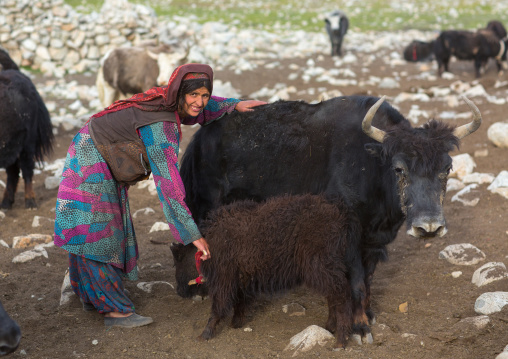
181,86,211,117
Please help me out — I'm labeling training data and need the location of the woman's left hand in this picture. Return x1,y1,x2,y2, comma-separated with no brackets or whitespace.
235,100,267,112
192,237,211,260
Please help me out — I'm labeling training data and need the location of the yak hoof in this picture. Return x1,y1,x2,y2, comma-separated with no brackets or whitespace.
363,333,374,344
0,200,13,210
25,198,37,209
351,334,363,346
196,334,207,342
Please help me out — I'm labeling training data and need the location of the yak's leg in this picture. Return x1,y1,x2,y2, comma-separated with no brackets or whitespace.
199,299,229,341
474,58,483,78
231,289,253,329
1,162,20,209
19,152,36,209
326,288,353,349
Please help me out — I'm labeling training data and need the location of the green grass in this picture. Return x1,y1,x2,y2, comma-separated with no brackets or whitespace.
64,0,508,32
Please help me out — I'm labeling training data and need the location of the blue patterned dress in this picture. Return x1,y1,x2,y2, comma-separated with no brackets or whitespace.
54,96,239,313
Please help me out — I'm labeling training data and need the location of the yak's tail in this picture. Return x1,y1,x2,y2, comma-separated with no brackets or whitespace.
33,89,54,164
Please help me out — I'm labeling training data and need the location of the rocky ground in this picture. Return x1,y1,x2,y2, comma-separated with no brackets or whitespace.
1,37,508,359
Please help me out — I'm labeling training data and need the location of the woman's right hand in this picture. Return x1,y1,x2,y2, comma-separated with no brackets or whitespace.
192,237,211,260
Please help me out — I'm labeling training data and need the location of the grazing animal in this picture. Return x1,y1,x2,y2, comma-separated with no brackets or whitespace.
433,29,508,77
0,300,21,356
403,40,435,62
171,194,363,348
324,10,349,57
0,48,53,209
486,20,507,40
96,43,190,108
179,95,482,339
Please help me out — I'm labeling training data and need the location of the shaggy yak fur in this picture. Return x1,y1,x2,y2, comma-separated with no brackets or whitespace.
0,48,53,209
486,20,507,40
171,194,363,348
0,300,21,356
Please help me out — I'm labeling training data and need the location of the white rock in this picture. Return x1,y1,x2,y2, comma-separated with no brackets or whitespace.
149,222,169,233
132,207,155,219
0,240,9,248
452,271,462,278
457,315,490,329
462,173,495,184
475,292,508,315
472,262,508,287
451,184,480,206
59,269,75,305
378,77,399,89
446,178,465,192
136,281,174,293
450,154,476,179
439,243,486,266
285,325,335,355
488,171,508,199
12,245,49,263
488,122,508,148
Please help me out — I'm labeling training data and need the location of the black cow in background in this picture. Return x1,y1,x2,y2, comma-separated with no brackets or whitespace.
180,95,482,341
325,10,349,57
433,29,508,77
0,300,21,356
486,20,507,40
0,48,53,209
403,40,435,62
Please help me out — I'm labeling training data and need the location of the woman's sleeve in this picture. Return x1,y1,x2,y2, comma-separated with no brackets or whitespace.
181,95,241,126
138,121,201,245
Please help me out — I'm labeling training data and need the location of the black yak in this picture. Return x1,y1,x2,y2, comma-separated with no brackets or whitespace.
433,29,508,77
179,95,482,342
0,300,21,356
0,48,53,209
325,10,349,57
171,194,364,348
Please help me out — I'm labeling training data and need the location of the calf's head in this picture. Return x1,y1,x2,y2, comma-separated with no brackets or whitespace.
362,96,481,238
170,242,208,298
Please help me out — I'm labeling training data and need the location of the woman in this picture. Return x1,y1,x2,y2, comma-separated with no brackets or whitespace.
54,63,266,328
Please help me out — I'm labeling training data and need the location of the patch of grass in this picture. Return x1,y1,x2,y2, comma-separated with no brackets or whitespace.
64,0,508,32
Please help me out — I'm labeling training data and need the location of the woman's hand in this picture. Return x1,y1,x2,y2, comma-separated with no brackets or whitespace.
235,100,267,112
192,237,211,260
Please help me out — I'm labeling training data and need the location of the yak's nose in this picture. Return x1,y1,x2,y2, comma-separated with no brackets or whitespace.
407,218,447,238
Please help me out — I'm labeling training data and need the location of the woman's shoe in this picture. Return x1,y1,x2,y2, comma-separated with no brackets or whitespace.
104,313,153,328
80,299,95,312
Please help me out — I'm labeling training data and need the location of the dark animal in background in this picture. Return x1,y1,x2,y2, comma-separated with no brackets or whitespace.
486,20,507,40
324,10,349,57
180,94,482,340
171,194,363,348
433,29,508,77
0,300,21,356
0,48,53,209
403,40,435,62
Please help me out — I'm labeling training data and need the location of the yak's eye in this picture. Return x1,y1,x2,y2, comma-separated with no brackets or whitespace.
394,166,405,176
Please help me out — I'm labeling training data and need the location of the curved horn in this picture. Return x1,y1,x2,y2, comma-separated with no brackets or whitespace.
362,96,387,143
452,96,482,139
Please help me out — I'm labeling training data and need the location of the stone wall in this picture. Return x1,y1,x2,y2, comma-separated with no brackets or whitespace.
0,0,162,75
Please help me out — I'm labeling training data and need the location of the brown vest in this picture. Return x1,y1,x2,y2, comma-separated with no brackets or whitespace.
88,107,177,185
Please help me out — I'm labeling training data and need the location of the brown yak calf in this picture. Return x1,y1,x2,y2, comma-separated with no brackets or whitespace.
171,194,365,348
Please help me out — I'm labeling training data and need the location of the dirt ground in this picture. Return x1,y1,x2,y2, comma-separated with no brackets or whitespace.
1,45,508,359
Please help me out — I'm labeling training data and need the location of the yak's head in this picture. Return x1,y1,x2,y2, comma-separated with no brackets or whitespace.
362,96,482,238
170,242,208,299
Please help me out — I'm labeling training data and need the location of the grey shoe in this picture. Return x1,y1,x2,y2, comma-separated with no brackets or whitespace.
104,313,154,328
80,299,95,312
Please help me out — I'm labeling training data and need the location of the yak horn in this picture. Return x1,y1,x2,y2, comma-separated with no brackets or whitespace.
452,96,482,139
362,96,387,143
